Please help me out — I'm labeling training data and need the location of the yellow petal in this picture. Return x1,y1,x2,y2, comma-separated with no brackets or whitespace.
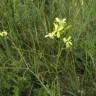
55,17,60,23
63,38,67,43
57,32,60,38
53,23,58,30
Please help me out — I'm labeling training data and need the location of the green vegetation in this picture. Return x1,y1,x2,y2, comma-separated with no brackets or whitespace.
0,0,96,96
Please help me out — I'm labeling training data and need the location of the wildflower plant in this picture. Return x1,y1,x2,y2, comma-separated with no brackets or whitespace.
45,17,72,49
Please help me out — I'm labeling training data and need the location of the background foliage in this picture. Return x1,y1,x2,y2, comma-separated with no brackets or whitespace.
0,0,96,96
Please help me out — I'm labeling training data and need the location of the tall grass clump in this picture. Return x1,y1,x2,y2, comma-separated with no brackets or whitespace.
0,0,96,96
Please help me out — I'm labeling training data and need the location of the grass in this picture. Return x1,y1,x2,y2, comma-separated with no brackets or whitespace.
0,0,96,96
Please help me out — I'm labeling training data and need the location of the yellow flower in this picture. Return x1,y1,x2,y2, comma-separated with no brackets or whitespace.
45,17,67,39
63,36,72,48
53,23,64,38
54,18,66,38
45,32,55,39
0,30,8,37
55,17,66,24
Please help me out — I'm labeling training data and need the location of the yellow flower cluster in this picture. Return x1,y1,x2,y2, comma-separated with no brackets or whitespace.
45,17,66,39
0,30,8,37
45,17,72,48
